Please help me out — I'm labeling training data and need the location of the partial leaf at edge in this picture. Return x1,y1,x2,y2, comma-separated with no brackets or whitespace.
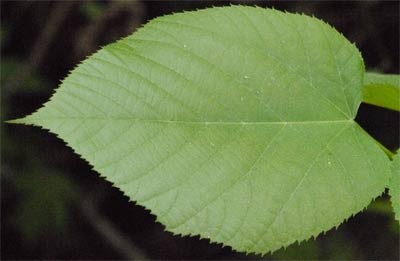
363,72,400,111
10,6,391,255
389,152,400,222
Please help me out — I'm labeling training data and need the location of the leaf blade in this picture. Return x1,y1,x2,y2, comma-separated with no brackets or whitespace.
13,6,390,255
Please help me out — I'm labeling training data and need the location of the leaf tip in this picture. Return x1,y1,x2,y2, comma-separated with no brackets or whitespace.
5,117,29,125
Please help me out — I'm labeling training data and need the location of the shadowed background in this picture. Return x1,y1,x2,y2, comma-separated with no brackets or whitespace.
1,1,399,260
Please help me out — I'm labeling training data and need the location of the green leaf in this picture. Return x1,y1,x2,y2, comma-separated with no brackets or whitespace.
10,6,391,255
363,72,400,111
389,152,400,222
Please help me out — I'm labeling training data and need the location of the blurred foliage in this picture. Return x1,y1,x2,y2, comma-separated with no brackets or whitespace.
1,58,50,94
80,1,106,20
10,164,77,243
1,25,10,47
1,1,399,260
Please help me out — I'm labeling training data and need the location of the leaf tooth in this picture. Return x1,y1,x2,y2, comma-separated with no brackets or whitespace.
14,122,175,239
165,228,238,256
7,41,115,125
255,191,387,256
196,190,387,257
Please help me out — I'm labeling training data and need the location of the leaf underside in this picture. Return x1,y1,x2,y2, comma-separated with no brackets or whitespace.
363,72,400,111
13,6,391,255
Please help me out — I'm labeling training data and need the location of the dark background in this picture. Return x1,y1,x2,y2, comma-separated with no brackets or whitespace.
1,1,399,260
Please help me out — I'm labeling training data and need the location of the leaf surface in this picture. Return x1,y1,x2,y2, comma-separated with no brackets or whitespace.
12,6,390,254
363,72,400,111
390,152,400,222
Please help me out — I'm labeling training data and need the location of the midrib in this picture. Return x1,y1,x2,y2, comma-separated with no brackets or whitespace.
20,116,354,125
